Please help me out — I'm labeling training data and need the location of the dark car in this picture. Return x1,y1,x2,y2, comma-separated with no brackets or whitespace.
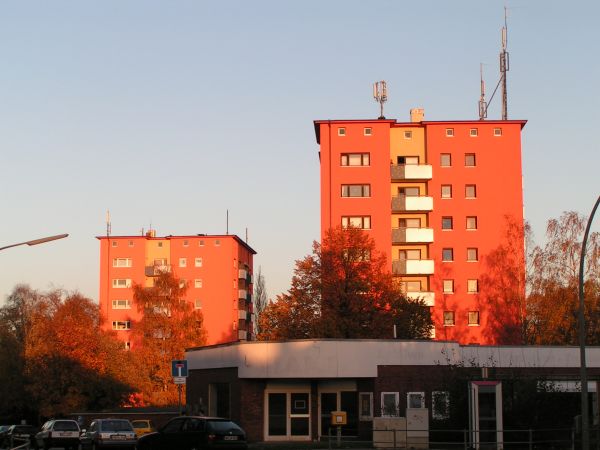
34,419,81,450
137,416,247,450
80,418,137,450
6,424,38,447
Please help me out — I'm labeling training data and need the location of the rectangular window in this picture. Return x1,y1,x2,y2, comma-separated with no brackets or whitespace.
442,248,454,262
407,392,425,409
465,184,477,198
112,320,131,330
112,299,131,309
338,127,346,136
179,258,187,268
399,187,420,197
125,341,131,350
341,216,371,229
468,279,479,293
158,242,163,248
215,240,221,246
445,128,454,137
195,257,203,267
111,241,117,247
194,279,203,288
199,240,205,247
399,249,421,260
443,311,455,326
442,217,453,230
402,281,422,292
341,184,371,197
364,127,372,136
467,248,478,262
179,279,187,288
443,280,454,294
341,153,370,166
194,299,202,309
399,218,421,228
466,216,478,230
128,240,134,247
494,127,502,136
468,311,480,326
440,153,451,167
183,240,189,247
470,128,478,137
112,279,131,288
381,392,399,417
359,392,374,421
397,156,419,165
112,258,132,268
404,130,413,139
441,185,452,199
432,391,450,420
465,153,476,167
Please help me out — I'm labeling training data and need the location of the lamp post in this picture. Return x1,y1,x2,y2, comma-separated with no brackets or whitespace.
0,233,69,252
579,195,600,450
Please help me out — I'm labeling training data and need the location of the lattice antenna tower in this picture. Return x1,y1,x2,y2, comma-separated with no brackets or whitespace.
373,81,387,119
479,64,488,120
500,6,510,120
106,210,112,237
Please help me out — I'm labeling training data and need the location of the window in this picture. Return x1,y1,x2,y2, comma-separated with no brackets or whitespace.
404,130,413,139
341,153,370,166
442,217,453,230
402,281,422,292
445,128,454,137
215,240,221,246
183,240,189,247
341,184,371,197
465,184,477,198
443,311,455,326
470,128,478,137
466,216,478,230
381,392,399,417
442,248,454,262
468,311,480,326
194,279,203,288
443,280,454,293
407,392,425,409
125,341,131,351
440,153,451,167
432,391,450,420
112,258,132,268
467,248,478,262
465,153,476,167
112,320,131,330
341,216,371,229
399,187,420,197
399,249,421,260
128,240,134,247
468,279,479,293
112,279,131,288
179,258,187,268
399,218,421,228
199,240,205,247
112,299,131,309
179,279,187,288
441,185,452,199
158,242,163,248
494,127,502,136
111,241,117,247
194,299,202,309
195,257,203,267
338,127,346,136
397,156,419,165
364,127,372,136
359,392,374,421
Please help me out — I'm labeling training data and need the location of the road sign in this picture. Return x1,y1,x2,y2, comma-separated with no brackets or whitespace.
173,376,186,384
171,359,188,377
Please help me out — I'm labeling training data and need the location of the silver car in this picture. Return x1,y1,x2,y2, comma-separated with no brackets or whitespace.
80,419,136,450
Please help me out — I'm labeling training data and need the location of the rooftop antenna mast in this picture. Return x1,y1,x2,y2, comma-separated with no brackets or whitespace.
478,64,488,120
373,81,387,119
106,210,112,237
500,6,509,120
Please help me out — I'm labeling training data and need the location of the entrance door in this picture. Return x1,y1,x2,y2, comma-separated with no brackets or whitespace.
320,391,358,438
266,392,311,440
320,393,337,439
469,381,503,449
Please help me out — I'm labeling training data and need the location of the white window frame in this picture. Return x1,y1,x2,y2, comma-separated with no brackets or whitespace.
359,392,373,421
468,311,480,326
466,216,478,230
179,258,187,268
194,279,203,289
493,127,502,136
381,392,399,417
112,279,131,288
341,216,371,230
340,153,370,167
194,299,202,309
445,128,454,137
199,240,205,247
443,280,454,294
404,130,413,139
128,240,134,247
112,320,131,330
432,391,450,420
407,392,425,409
364,127,372,136
469,128,478,137
440,153,451,167
112,258,132,268
465,184,477,199
465,153,476,167
467,279,479,293
467,248,478,262
341,184,371,198
183,240,189,247
443,311,455,326
112,299,131,309
441,185,452,199
442,248,454,262
195,257,203,267
111,241,118,247
338,127,346,136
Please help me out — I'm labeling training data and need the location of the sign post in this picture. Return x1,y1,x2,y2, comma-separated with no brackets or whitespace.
172,360,188,414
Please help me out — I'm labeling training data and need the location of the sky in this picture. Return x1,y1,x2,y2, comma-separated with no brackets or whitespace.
1,0,599,304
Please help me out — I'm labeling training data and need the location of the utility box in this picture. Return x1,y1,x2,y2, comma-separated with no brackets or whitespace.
331,411,347,426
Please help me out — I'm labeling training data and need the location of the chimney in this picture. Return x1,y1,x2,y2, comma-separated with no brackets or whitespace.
410,108,425,122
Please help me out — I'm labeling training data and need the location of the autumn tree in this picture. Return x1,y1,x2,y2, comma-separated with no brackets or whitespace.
252,266,269,336
132,271,206,405
258,226,433,340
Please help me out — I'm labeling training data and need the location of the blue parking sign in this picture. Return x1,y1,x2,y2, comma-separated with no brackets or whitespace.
171,359,188,377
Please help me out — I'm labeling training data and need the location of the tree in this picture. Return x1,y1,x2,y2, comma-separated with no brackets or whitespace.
258,226,433,340
132,271,206,405
252,266,269,336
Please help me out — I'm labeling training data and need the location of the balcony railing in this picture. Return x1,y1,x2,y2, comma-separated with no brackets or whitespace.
392,259,434,275
238,268,247,279
405,291,435,306
391,164,432,181
391,195,433,212
144,264,172,277
238,289,248,300
391,227,434,244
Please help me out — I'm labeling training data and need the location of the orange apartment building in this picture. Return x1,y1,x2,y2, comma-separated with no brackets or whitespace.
97,232,256,348
314,109,526,344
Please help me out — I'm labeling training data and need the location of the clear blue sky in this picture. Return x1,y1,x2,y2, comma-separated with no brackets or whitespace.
1,0,599,304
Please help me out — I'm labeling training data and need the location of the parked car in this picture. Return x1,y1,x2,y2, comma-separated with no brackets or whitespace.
137,416,247,450
0,425,11,447
6,424,38,447
34,419,81,450
80,418,137,450
131,419,155,437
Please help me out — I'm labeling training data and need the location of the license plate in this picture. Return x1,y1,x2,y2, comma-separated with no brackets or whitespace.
111,434,127,440
59,432,75,437
223,436,238,440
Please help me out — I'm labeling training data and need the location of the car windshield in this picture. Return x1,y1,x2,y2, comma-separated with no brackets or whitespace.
100,421,133,432
54,422,79,431
132,421,148,429
206,421,242,433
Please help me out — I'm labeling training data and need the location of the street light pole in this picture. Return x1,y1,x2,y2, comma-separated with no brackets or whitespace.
579,195,600,450
0,234,69,252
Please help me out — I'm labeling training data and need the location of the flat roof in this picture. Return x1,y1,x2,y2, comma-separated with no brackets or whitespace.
96,234,257,254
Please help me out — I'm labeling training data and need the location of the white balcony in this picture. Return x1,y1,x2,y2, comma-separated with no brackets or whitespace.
238,309,247,320
238,289,247,299
406,291,435,307
238,268,248,279
392,259,434,275
391,164,433,180
392,227,434,244
391,196,433,212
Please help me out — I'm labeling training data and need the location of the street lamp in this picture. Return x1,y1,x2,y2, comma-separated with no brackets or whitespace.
579,195,600,450
0,233,69,252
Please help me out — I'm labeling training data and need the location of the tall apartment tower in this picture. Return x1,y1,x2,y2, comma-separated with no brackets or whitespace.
314,110,526,344
97,232,256,348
